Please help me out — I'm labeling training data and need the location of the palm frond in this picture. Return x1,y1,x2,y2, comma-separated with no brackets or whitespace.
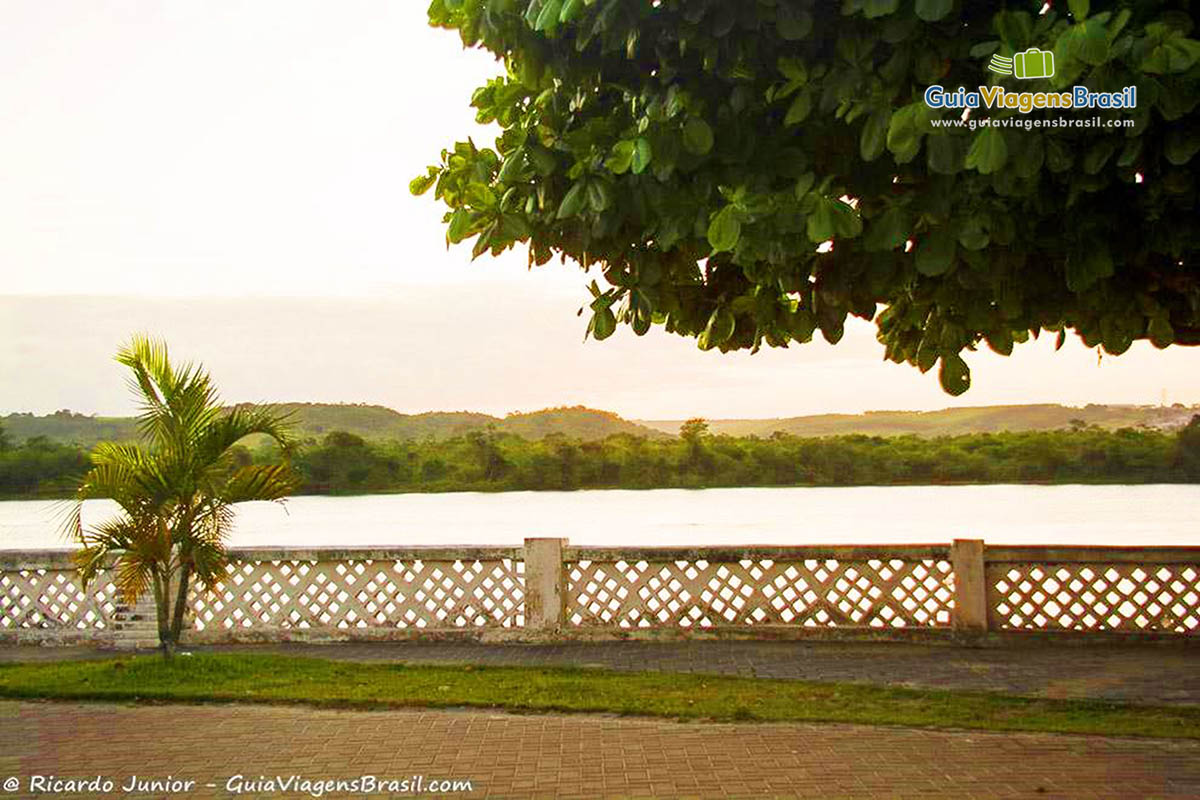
189,537,231,591
219,464,301,505
72,514,147,590
196,406,296,467
113,549,159,604
117,335,175,447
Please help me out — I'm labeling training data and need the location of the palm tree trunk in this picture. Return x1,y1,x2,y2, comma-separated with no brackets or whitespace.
156,571,174,660
169,562,192,651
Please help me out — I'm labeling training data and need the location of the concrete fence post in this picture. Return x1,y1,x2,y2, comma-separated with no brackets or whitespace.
951,538,988,633
524,537,567,631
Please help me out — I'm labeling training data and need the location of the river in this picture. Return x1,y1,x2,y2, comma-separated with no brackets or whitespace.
1,484,1197,550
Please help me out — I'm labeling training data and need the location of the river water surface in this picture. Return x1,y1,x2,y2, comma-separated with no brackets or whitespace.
1,484,1196,550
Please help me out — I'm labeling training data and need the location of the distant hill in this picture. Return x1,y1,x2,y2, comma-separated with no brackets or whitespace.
638,404,1200,438
7,403,1198,448
1,404,665,446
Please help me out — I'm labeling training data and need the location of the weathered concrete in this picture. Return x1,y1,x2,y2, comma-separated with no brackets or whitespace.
523,537,566,633
952,538,988,633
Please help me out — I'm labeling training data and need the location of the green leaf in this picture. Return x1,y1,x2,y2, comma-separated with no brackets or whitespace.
776,6,813,40
965,128,1008,175
590,307,616,340
705,308,736,345
556,181,588,219
938,353,970,396
859,110,889,162
926,133,964,175
956,217,989,251
1081,139,1118,175
831,200,862,239
1071,19,1110,66
409,172,436,196
534,0,562,32
707,207,742,253
631,137,653,174
784,91,812,126
916,336,939,373
1165,127,1200,166
969,40,1000,58
605,141,635,174
915,229,956,276
984,329,1014,356
587,181,611,212
498,148,527,182
794,172,816,200
527,145,557,176
446,208,474,244
1148,316,1174,349
914,0,953,22
886,103,930,160
1067,0,1088,19
1137,35,1200,73
682,117,714,155
863,207,907,251
777,57,808,83
523,0,542,28
558,0,584,23
863,0,900,18
806,199,836,243
1009,134,1044,180
1065,246,1114,292
465,183,497,209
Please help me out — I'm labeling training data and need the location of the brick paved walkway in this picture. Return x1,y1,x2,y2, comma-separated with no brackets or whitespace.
6,640,1196,706
1,700,1197,799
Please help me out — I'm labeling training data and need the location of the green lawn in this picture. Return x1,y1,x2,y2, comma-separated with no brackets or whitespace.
0,653,1196,739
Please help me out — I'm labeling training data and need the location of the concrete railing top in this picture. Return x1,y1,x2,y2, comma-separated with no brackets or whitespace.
983,545,1200,564
0,545,525,571
4,541,1200,571
563,543,955,561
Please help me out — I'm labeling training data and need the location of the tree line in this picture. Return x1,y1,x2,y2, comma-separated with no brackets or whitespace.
4,417,1198,499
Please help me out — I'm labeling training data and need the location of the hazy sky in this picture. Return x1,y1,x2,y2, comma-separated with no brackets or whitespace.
3,1,1199,419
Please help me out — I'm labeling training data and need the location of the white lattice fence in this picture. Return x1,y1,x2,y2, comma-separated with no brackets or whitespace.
0,568,119,630
988,562,1200,634
566,553,955,629
190,555,525,631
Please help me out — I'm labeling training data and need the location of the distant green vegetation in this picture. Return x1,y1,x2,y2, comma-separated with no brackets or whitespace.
282,418,1200,494
0,426,91,498
4,415,1197,499
4,410,1195,496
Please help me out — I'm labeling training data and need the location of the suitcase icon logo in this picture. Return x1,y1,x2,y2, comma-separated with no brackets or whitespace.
988,48,1055,79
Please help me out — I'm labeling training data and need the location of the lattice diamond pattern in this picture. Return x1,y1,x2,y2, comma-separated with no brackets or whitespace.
566,558,955,629
989,563,1200,633
0,569,119,630
190,558,525,631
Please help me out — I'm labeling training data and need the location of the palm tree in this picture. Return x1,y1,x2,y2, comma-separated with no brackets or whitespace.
64,336,298,657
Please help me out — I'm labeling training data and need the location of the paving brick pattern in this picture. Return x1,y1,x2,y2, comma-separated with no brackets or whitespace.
1,700,1198,799
10,640,1187,706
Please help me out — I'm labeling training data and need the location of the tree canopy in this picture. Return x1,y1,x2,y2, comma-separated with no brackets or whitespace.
414,0,1200,393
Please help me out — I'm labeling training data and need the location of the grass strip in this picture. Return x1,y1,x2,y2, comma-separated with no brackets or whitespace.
0,653,1196,739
